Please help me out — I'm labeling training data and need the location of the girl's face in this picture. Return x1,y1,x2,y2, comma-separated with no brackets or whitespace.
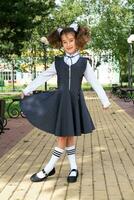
61,32,77,54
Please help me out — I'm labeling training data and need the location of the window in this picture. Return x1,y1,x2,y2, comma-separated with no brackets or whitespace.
0,71,16,80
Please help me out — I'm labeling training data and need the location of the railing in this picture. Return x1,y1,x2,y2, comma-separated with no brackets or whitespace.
7,97,26,118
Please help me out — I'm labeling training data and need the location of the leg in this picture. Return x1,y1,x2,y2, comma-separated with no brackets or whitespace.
66,136,78,182
66,137,77,170
30,136,67,182
43,137,66,173
66,136,76,147
57,136,67,149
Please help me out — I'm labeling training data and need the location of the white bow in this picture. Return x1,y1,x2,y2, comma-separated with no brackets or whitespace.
57,23,78,34
69,23,78,32
57,28,63,34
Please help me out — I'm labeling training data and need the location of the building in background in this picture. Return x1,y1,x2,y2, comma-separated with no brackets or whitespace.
0,50,120,88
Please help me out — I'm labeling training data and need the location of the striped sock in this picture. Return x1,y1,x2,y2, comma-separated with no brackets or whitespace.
66,145,77,176
36,147,64,179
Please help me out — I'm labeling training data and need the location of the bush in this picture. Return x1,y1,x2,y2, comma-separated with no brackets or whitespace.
121,74,134,83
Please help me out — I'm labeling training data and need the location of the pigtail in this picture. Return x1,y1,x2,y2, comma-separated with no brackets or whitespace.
47,24,90,50
47,29,62,48
76,26,91,49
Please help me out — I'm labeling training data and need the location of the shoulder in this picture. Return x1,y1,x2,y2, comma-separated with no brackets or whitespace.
80,56,92,66
55,56,64,67
54,56,63,70
79,55,88,61
55,56,63,62
79,56,89,65
81,56,90,61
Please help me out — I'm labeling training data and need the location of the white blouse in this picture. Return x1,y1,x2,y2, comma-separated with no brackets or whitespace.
23,52,111,108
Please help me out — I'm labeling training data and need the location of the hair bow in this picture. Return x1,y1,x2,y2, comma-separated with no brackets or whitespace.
69,23,78,32
57,23,79,35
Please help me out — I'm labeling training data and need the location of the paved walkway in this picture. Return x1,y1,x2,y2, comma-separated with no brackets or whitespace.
0,92,134,200
0,118,33,158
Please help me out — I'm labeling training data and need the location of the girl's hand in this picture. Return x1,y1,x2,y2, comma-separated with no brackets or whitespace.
21,92,25,99
20,92,31,99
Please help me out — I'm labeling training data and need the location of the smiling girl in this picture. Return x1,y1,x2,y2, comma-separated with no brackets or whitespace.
21,23,111,183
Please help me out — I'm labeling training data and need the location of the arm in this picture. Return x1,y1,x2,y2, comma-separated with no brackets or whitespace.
84,61,111,108
23,62,56,95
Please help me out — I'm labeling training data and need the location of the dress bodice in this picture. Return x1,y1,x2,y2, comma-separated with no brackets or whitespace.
55,56,87,94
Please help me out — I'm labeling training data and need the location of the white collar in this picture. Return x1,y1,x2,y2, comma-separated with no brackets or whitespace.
64,51,80,66
65,51,80,58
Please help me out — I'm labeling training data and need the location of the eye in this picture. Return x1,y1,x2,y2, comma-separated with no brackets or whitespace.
63,41,67,44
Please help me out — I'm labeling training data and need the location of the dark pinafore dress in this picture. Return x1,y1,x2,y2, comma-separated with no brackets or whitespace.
20,56,95,136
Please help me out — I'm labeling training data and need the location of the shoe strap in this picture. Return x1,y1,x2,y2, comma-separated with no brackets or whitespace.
42,169,47,175
69,169,78,175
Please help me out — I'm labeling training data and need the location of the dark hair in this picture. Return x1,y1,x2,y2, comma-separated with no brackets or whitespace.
47,25,90,50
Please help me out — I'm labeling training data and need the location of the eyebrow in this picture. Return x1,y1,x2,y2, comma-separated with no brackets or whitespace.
62,37,74,42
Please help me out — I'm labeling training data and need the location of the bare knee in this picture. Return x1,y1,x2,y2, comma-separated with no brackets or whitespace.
66,136,76,147
57,137,67,149
57,137,67,142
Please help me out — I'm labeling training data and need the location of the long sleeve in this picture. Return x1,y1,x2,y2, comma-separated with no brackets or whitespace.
23,62,56,95
84,61,111,108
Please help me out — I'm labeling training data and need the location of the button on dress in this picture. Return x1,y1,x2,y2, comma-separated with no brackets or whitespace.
20,56,95,136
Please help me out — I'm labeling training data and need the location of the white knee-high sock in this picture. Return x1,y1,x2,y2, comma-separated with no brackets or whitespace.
66,145,77,176
36,147,64,178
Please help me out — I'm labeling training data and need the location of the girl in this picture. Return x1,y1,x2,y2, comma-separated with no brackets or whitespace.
21,23,111,183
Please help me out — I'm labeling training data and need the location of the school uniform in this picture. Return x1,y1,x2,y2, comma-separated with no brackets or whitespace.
21,52,110,136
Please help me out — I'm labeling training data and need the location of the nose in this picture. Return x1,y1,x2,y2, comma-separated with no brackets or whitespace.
66,42,71,47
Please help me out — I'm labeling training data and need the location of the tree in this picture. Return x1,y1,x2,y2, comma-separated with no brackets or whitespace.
82,0,134,85
0,0,55,58
0,0,56,91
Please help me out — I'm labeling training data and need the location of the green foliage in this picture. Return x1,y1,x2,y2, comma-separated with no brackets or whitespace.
82,0,134,81
50,0,85,28
0,0,55,58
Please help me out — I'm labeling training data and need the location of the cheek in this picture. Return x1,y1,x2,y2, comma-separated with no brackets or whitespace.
62,43,66,49
73,41,77,48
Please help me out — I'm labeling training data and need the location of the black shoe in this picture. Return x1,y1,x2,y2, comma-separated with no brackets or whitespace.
67,169,79,183
30,168,55,182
